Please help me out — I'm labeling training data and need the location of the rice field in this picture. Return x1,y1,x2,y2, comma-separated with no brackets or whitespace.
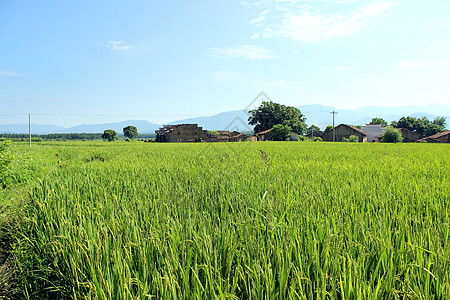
4,141,450,299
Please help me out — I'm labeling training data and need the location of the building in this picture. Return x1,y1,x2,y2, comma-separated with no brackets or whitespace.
361,124,386,142
155,124,250,143
321,124,368,142
417,130,450,143
254,128,300,141
398,128,423,143
155,124,209,142
208,130,250,142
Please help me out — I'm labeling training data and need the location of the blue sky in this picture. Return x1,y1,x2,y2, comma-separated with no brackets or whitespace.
1,0,449,126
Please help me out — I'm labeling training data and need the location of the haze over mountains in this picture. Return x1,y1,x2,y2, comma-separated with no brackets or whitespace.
1,104,449,134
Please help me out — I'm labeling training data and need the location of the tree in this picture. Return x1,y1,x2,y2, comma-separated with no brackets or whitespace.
394,116,446,137
369,118,388,126
381,126,403,143
248,101,307,134
123,126,139,139
102,129,118,142
270,124,291,141
396,116,415,130
306,125,321,137
432,116,447,129
324,125,333,133
209,130,219,135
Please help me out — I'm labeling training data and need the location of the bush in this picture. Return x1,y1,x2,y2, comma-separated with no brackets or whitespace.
313,137,322,142
271,124,291,141
419,139,427,143
349,135,359,142
298,136,309,141
342,137,349,142
381,126,403,143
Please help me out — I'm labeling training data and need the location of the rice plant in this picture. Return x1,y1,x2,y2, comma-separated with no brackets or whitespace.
7,141,450,299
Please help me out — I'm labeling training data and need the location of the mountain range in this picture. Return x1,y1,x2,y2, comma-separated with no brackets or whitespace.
1,104,449,134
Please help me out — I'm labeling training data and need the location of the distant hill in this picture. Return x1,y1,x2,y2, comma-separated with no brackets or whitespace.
170,103,450,131
0,120,161,135
1,104,449,134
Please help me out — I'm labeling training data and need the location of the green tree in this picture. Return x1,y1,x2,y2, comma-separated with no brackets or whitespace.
270,124,291,141
369,118,388,126
306,125,321,137
123,126,139,139
248,101,306,134
324,125,333,133
209,130,219,135
396,116,415,130
102,129,118,142
432,116,447,131
381,126,403,143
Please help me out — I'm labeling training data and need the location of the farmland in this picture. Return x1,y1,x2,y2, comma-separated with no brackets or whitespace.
1,141,450,299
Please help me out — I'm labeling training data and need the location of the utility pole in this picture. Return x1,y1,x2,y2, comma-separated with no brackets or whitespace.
29,114,31,148
330,111,338,142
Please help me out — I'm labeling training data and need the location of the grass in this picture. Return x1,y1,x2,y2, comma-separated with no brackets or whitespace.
2,141,450,299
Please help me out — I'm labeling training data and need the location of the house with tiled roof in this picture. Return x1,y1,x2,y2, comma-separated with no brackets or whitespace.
321,124,368,142
254,128,300,141
417,130,450,143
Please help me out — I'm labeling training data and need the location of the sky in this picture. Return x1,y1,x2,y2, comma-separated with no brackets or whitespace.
1,0,450,126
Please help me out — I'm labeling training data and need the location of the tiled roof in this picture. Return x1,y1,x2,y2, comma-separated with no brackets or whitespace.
418,130,450,141
341,124,368,136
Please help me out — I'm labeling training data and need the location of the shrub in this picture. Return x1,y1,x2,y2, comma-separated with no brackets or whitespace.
349,135,359,142
381,126,403,143
313,137,322,142
271,124,291,141
298,136,309,141
342,137,349,142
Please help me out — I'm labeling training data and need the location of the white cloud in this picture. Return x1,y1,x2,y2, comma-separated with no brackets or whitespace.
249,10,271,24
106,40,133,50
394,60,444,70
0,70,22,76
247,0,394,43
209,45,278,59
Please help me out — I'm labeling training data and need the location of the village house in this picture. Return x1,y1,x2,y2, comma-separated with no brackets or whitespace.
398,128,423,143
155,124,209,142
321,124,368,142
417,130,450,143
254,128,300,141
361,124,386,142
209,130,250,142
155,124,249,143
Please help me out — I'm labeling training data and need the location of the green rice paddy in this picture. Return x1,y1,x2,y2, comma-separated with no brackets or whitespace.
2,141,450,299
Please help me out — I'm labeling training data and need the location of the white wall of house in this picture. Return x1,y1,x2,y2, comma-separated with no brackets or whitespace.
361,124,386,142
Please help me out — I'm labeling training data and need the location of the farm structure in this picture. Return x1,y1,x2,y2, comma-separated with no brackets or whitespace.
254,128,300,141
209,131,250,142
155,124,209,142
398,128,423,143
321,124,368,142
361,124,386,142
418,130,450,143
155,124,250,143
